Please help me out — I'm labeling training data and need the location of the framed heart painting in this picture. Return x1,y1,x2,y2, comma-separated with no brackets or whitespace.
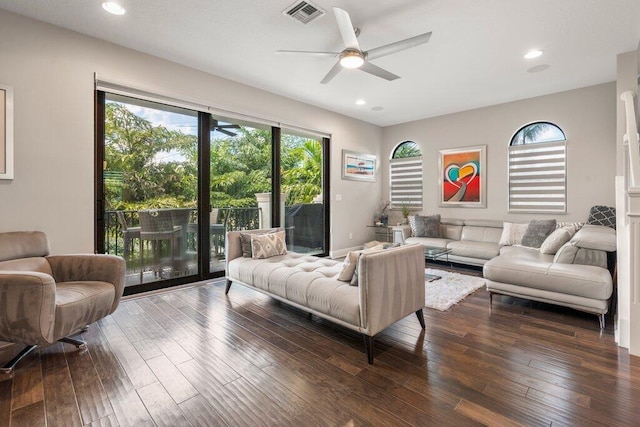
439,145,486,208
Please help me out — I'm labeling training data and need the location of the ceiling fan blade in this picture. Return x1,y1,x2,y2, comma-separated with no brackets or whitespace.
320,61,343,84
216,128,238,137
366,31,432,61
359,61,400,81
276,50,339,57
333,7,360,50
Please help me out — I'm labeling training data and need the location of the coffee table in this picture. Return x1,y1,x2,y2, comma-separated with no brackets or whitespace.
423,246,452,281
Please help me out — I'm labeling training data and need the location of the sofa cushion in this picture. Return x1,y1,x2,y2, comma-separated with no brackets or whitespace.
540,226,574,255
499,245,554,262
251,231,287,259
405,236,452,249
571,225,617,252
499,222,529,246
54,281,116,340
553,242,579,264
586,205,616,230
460,225,503,244
446,241,500,260
522,219,557,248
483,257,612,300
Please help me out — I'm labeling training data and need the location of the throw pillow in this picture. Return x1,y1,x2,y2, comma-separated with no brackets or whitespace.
586,205,616,230
363,240,385,249
239,232,253,257
408,215,418,237
350,244,384,286
539,226,574,255
250,231,287,259
499,222,529,246
337,250,360,282
521,219,557,248
416,214,441,238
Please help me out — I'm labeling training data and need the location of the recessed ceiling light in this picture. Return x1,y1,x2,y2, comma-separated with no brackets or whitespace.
527,64,550,73
524,49,543,59
371,106,384,112
102,2,126,15
355,99,366,105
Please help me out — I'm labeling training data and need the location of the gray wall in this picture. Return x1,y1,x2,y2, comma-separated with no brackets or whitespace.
0,9,383,254
382,83,617,224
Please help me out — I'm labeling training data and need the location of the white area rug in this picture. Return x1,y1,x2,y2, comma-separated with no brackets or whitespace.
425,268,486,311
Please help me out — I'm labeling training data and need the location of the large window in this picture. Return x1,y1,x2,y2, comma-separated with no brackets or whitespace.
390,141,423,208
508,122,567,213
96,90,330,295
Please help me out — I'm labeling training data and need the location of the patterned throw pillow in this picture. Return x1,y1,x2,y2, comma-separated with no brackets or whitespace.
408,215,418,237
521,219,557,248
250,231,287,259
586,205,616,230
499,222,529,246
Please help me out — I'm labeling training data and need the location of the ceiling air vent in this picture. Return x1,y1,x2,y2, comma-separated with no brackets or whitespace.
283,1,324,24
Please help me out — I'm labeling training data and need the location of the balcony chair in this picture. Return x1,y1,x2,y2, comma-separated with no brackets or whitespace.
138,209,181,281
116,210,140,259
210,208,228,258
0,231,125,373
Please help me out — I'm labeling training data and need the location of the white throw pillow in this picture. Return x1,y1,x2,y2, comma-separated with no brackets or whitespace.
540,226,575,255
250,231,287,259
499,222,529,246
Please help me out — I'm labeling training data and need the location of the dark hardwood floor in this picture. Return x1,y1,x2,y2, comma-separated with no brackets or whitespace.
1,269,639,426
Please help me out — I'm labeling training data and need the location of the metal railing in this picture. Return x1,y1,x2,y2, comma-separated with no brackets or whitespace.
104,207,261,258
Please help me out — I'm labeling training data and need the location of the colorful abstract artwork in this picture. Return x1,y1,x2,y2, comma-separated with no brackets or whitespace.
439,145,486,207
342,150,376,182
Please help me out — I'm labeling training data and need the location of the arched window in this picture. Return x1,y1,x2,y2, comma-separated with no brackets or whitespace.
508,122,567,213
390,141,423,208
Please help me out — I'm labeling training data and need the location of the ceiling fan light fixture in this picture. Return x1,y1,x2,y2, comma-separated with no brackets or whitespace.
524,49,543,59
339,50,364,68
102,2,126,15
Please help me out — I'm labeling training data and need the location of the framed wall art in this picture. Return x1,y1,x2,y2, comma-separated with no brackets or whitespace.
341,150,376,182
0,83,14,180
439,145,486,207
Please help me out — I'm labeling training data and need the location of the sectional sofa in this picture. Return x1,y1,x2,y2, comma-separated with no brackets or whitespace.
403,218,617,327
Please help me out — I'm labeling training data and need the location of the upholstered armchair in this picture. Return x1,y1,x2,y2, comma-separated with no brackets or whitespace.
0,231,125,373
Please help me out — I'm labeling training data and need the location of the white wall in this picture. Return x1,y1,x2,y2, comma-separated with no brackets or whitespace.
382,83,617,224
0,9,383,254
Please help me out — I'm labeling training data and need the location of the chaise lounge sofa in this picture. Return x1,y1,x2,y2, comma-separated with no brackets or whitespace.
402,217,617,327
225,228,426,363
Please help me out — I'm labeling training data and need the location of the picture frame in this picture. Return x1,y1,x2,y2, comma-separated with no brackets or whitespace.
0,83,14,180
439,145,486,207
341,150,376,182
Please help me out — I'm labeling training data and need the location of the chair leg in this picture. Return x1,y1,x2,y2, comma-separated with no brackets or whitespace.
415,309,426,329
225,279,233,295
489,291,493,312
598,313,605,329
363,334,374,364
58,337,87,349
0,345,37,374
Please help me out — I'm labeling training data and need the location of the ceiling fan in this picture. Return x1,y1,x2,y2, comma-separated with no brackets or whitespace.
277,7,432,84
211,120,240,137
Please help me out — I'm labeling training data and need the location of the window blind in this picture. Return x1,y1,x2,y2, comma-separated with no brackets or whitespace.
390,156,423,207
508,140,566,213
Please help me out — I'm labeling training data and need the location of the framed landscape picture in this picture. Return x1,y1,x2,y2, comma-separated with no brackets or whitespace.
342,150,376,182
0,83,13,180
439,145,486,207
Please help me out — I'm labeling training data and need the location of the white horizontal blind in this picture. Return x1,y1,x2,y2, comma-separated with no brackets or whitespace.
390,156,423,207
508,140,566,213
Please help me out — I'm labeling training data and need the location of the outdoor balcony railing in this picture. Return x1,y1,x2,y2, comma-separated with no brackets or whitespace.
104,207,261,259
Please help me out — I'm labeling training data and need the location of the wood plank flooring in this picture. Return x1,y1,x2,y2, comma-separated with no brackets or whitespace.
1,270,639,426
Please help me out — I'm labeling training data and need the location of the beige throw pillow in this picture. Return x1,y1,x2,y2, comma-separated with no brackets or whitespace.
540,226,575,255
499,222,529,246
250,231,287,259
337,250,361,282
349,244,384,286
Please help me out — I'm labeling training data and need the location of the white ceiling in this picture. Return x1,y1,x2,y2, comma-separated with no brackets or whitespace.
1,0,639,126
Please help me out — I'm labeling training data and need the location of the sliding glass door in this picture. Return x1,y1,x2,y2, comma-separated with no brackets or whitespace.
96,90,329,294
100,94,199,288
281,129,327,255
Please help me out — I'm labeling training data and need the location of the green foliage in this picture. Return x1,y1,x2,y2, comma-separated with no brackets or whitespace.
105,101,323,211
393,141,421,159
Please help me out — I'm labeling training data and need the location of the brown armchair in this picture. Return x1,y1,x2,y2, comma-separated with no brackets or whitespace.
0,231,125,373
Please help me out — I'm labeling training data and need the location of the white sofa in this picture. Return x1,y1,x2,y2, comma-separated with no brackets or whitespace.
225,228,426,363
404,218,503,266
